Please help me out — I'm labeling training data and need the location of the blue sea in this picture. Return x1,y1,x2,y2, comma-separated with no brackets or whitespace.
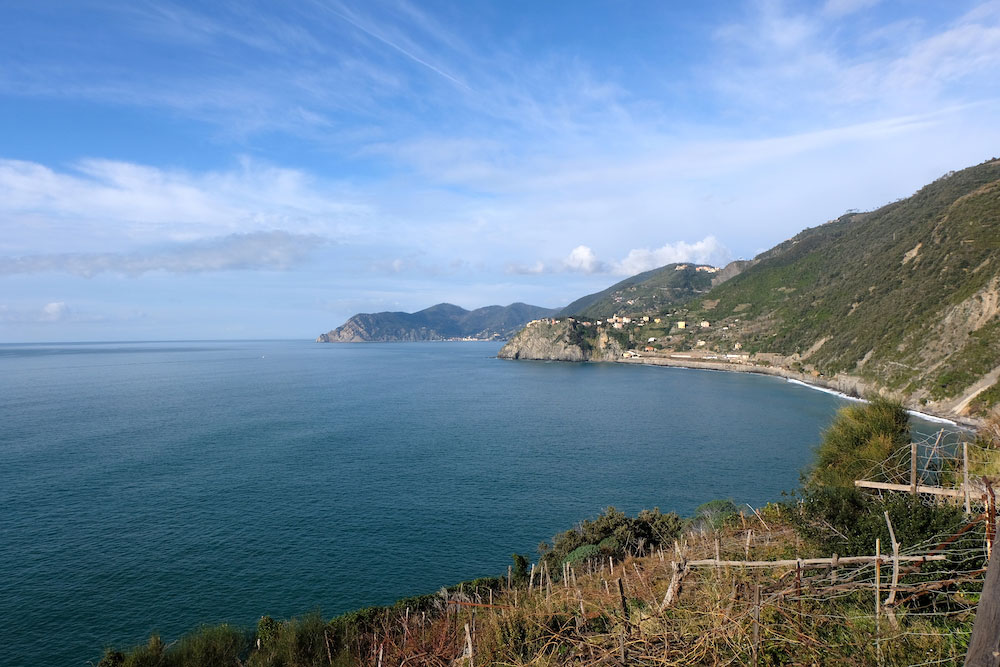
0,339,939,665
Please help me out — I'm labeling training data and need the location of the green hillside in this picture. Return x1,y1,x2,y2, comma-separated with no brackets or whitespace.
560,263,717,318
681,158,1000,413
316,302,559,342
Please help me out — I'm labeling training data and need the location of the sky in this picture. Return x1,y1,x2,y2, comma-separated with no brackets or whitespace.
2,0,999,341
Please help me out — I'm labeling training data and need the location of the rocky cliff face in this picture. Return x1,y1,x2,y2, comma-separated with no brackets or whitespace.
497,320,624,361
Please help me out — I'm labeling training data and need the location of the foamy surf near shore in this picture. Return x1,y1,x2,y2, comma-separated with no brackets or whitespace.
785,378,961,427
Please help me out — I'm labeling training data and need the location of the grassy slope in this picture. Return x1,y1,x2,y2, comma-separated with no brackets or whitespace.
560,264,715,319
98,506,980,667
678,159,1000,409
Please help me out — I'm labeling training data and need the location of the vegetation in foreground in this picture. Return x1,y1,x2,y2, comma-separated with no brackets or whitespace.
99,401,999,666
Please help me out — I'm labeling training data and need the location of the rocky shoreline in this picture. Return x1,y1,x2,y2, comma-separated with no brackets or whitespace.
498,325,980,428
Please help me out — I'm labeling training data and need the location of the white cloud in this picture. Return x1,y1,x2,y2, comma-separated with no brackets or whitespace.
614,237,732,276
506,237,732,278
0,231,324,277
563,245,604,274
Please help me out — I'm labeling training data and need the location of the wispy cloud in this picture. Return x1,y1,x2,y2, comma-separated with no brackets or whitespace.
711,1,1000,117
506,237,732,277
0,157,368,253
0,231,324,277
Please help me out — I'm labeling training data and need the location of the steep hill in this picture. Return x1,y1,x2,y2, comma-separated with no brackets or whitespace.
683,158,1000,415
316,302,559,342
502,158,1000,419
559,263,721,318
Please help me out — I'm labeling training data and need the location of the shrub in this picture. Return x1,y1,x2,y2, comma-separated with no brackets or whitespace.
687,499,738,531
807,397,910,488
563,544,600,566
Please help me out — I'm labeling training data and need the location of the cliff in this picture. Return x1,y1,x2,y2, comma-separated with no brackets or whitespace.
497,319,624,361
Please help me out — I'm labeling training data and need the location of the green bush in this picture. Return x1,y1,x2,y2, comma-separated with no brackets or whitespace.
789,487,969,557
563,544,600,565
807,397,910,488
538,506,683,574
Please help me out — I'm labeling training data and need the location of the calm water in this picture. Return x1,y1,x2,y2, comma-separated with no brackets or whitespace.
0,339,925,665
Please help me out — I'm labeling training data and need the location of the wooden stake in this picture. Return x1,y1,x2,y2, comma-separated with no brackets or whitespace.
617,577,628,619
528,563,535,593
745,530,753,560
752,583,761,667
875,538,881,622
883,511,900,605
910,442,918,495
464,623,474,667
964,442,972,514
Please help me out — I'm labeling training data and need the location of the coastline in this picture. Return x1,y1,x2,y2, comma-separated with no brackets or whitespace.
506,351,979,429
612,355,978,428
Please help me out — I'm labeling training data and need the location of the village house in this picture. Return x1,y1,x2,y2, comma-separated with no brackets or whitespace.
676,321,686,329
700,321,710,328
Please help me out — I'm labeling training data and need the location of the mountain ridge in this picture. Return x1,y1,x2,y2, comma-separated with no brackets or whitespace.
317,302,560,342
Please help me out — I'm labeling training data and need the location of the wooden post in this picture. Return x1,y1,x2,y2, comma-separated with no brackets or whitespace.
875,538,881,622
965,442,972,515
745,530,753,560
507,565,512,590
464,623,474,667
911,442,918,495
989,484,997,562
753,583,761,667
609,556,614,577
618,577,628,619
964,538,1000,666
528,563,535,593
795,560,802,633
884,511,900,605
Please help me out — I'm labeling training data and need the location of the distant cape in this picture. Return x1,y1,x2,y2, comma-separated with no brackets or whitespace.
316,302,560,342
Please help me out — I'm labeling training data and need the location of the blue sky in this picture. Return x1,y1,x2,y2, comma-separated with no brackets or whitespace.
2,0,999,341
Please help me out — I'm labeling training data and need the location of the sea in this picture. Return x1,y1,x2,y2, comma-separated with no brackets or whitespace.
0,339,952,665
